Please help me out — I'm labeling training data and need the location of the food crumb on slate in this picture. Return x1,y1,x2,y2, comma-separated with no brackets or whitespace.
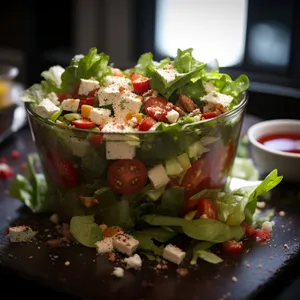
279,211,286,217
232,276,238,282
256,201,266,209
258,264,262,268
29,256,33,259
269,256,273,260
65,261,70,266
284,244,289,249
246,263,250,268
176,268,189,277
141,280,154,288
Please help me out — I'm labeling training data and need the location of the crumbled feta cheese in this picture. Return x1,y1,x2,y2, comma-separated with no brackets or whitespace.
147,164,170,189
261,221,273,232
69,136,89,157
257,201,266,209
47,92,60,105
127,116,138,128
95,237,113,254
78,79,99,96
124,254,142,269
36,98,60,119
163,244,186,265
112,233,139,256
104,76,132,90
97,85,121,107
112,267,124,278
193,115,201,121
61,99,80,112
201,91,233,109
203,81,215,93
166,109,179,123
113,91,143,119
89,108,111,125
156,64,179,83
49,213,59,224
106,141,136,160
8,226,37,242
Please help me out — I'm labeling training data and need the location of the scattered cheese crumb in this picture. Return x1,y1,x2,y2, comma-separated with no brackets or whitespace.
50,214,59,224
256,201,266,209
8,226,37,243
65,261,70,266
232,276,238,282
261,221,273,232
246,263,250,268
279,211,286,217
284,244,289,249
258,264,262,268
124,254,142,270
112,267,124,278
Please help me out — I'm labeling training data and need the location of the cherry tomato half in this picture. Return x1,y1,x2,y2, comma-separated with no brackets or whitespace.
107,159,148,194
71,119,95,129
131,73,151,94
242,223,256,237
89,134,104,148
46,151,77,188
223,240,244,254
138,116,157,131
196,198,218,219
79,97,96,107
56,92,72,103
202,112,218,119
255,229,271,243
144,96,173,122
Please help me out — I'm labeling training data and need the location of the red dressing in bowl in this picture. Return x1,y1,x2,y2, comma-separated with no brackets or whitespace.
257,133,300,154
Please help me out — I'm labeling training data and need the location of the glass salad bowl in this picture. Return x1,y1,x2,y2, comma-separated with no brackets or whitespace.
26,93,248,226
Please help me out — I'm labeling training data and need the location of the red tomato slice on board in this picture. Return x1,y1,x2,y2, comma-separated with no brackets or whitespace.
223,240,244,253
242,223,256,237
138,116,157,131
71,119,95,129
196,198,218,219
46,151,77,188
107,159,148,195
144,96,173,122
131,73,151,94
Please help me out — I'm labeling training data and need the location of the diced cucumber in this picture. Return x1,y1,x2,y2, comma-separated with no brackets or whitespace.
165,158,184,176
48,109,62,121
64,113,82,121
188,141,209,159
177,153,191,170
145,186,165,201
184,210,197,221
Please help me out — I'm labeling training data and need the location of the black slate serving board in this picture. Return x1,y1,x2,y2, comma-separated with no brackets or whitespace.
1,117,300,300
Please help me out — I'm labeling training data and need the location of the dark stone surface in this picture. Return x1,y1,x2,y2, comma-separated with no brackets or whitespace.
1,117,300,300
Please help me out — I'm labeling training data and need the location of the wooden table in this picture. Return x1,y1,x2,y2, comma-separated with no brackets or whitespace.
1,116,300,300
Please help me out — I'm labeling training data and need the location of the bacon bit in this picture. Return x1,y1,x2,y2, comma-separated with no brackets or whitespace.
0,163,14,179
162,264,168,270
79,196,99,208
108,252,116,262
11,150,20,160
99,224,108,232
46,239,62,248
173,105,186,116
103,226,124,238
119,86,126,92
176,94,199,112
176,268,189,277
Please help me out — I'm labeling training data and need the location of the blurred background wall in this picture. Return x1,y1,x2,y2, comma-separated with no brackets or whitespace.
1,0,299,119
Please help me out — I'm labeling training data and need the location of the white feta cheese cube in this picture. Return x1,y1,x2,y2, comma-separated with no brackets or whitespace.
147,164,170,189
166,109,179,123
113,91,143,119
104,76,132,90
78,79,100,96
95,237,113,254
47,92,60,105
61,98,80,112
261,221,273,232
201,91,233,109
69,136,89,157
97,85,122,107
36,98,60,119
89,108,111,125
156,64,179,83
163,244,186,265
8,226,37,243
124,254,142,269
112,267,124,278
112,233,139,256
106,141,136,160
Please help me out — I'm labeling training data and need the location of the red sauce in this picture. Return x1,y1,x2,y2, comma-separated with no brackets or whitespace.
257,133,300,154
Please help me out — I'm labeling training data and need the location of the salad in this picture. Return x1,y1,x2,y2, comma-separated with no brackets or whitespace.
11,47,283,266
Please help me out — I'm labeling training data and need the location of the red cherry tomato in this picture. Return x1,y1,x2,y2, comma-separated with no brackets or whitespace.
71,119,96,129
0,164,14,179
255,229,271,243
79,97,96,107
242,223,256,237
202,112,218,119
46,151,77,188
56,92,72,103
107,159,148,195
112,68,125,77
196,198,218,219
87,89,99,97
223,240,244,253
0,157,7,164
72,82,80,98
11,150,20,160
90,134,104,148
144,96,173,122
138,116,157,131
131,73,151,94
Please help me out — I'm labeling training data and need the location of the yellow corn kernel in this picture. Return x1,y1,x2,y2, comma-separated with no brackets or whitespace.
81,105,93,118
79,196,99,208
99,224,107,232
133,113,143,123
103,226,124,238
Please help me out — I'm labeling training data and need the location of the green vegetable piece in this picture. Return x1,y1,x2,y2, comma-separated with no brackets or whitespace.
193,250,223,264
165,157,184,176
188,140,209,159
70,215,103,248
145,186,165,201
176,153,191,171
48,109,63,121
184,210,197,221
64,113,82,121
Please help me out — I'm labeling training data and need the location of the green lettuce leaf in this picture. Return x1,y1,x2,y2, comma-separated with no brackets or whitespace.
190,241,215,265
230,157,259,181
157,187,185,216
193,250,223,264
61,47,112,92
20,84,47,104
9,153,52,213
70,215,103,248
41,65,64,93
